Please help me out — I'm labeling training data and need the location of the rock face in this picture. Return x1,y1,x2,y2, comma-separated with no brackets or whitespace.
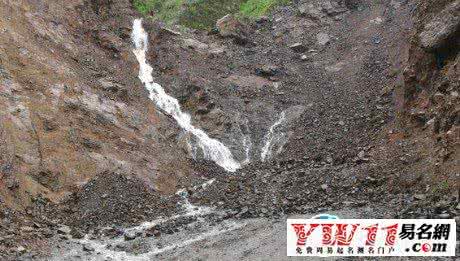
419,0,460,51
403,0,459,188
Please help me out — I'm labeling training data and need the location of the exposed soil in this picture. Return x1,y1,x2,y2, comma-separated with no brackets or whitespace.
0,0,459,260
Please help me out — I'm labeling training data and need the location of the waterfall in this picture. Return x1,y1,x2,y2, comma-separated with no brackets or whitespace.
260,111,287,162
131,19,240,172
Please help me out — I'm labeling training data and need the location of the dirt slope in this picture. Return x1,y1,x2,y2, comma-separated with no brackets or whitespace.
0,0,459,260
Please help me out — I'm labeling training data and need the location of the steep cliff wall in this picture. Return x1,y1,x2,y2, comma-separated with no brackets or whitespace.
403,0,459,190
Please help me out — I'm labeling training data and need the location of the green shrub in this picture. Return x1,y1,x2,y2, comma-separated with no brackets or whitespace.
180,0,245,30
133,0,184,24
133,0,291,29
240,0,290,17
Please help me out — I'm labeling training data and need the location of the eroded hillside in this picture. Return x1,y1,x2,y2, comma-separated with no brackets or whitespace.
0,0,459,260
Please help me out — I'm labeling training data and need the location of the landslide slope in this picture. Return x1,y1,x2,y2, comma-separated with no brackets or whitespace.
0,0,194,210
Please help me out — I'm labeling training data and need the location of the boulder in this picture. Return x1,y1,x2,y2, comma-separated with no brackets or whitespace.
419,1,460,51
182,38,209,52
216,15,248,44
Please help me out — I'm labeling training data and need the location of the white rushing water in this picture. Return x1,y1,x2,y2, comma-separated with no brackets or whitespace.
260,111,286,162
131,19,240,172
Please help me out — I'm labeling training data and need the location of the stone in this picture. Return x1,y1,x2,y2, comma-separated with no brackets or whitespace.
226,75,272,91
6,178,19,190
82,244,95,252
182,38,209,51
239,206,249,216
71,228,84,239
317,33,330,46
433,92,446,105
437,213,452,219
216,14,247,43
17,246,26,254
255,65,280,77
82,138,102,150
321,184,328,190
456,203,460,210
289,43,306,53
20,226,34,233
256,16,269,24
298,3,324,20
96,31,122,53
124,231,136,241
300,54,309,61
419,1,460,51
161,27,181,36
57,225,71,235
150,229,161,238
98,79,122,93
413,194,426,200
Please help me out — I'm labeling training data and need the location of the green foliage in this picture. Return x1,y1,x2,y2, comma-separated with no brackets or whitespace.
133,0,184,24
240,0,290,17
133,0,291,29
180,0,245,30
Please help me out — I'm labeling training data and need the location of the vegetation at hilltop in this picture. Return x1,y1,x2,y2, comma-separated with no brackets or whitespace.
133,0,291,29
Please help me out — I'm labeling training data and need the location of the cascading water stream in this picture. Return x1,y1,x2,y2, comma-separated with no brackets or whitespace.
260,111,286,162
131,19,240,172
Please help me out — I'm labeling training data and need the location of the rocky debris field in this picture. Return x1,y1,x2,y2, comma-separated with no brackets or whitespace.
0,0,459,260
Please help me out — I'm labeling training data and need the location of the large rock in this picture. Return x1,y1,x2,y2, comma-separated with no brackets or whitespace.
419,0,460,51
183,38,209,51
216,15,248,44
